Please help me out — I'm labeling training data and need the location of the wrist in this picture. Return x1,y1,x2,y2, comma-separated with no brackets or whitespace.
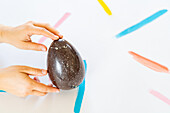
0,72,4,90
0,24,13,43
0,25,4,43
0,24,7,43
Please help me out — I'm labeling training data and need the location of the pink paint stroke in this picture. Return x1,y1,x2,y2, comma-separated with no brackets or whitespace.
38,12,71,43
150,90,170,105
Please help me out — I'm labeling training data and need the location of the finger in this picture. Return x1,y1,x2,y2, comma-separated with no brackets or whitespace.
31,90,47,96
29,26,59,40
0,92,5,95
32,22,63,38
20,41,47,51
48,84,53,87
32,81,59,93
19,66,47,76
34,77,40,82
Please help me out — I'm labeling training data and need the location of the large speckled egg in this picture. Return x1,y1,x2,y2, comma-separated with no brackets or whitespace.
47,39,85,90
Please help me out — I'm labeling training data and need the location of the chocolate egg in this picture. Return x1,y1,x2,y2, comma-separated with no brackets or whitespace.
47,39,85,90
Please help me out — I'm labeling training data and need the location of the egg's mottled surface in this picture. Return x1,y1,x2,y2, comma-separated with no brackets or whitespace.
47,39,85,90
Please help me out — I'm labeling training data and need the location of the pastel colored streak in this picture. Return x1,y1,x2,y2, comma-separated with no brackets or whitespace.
116,9,168,38
150,90,170,105
38,12,71,43
53,12,71,28
38,37,47,43
0,90,6,92
97,0,112,15
129,51,169,73
74,60,87,113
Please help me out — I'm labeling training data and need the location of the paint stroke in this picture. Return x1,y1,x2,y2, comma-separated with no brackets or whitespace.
129,51,169,73
150,90,170,105
74,60,87,113
97,0,112,15
116,9,168,38
38,12,71,43
0,90,6,92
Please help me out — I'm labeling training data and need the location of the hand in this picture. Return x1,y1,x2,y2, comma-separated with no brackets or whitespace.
0,21,63,51
0,65,59,97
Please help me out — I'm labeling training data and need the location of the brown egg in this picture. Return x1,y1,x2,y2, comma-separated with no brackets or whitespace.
47,39,85,90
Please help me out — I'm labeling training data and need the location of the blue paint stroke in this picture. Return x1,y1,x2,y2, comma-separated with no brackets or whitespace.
74,60,87,113
116,9,168,38
0,90,6,92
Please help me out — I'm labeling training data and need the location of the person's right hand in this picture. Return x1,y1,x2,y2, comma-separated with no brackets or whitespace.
0,21,63,51
0,65,59,97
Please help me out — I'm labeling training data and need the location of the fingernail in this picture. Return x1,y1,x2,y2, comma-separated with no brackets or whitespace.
42,47,46,51
58,33,63,38
36,78,40,82
48,84,53,87
54,35,59,39
42,69,47,74
56,89,60,92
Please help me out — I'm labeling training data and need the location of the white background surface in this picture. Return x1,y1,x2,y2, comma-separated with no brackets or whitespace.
0,0,170,113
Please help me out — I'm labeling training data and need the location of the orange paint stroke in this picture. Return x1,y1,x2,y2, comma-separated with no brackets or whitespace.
97,0,112,15
129,51,169,73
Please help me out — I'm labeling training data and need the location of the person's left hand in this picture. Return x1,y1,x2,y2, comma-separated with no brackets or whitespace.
0,65,59,97
0,21,63,51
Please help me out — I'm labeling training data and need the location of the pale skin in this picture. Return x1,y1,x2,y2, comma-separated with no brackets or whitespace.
0,21,63,97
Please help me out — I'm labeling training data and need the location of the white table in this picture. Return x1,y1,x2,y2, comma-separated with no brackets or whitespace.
0,0,170,112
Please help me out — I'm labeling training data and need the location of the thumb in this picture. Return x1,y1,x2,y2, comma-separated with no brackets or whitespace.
20,42,47,51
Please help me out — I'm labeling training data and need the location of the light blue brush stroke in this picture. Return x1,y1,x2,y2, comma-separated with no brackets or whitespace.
0,90,6,92
116,9,168,38
74,60,87,113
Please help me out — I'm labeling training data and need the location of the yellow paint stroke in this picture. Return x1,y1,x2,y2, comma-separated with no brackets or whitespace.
98,0,112,15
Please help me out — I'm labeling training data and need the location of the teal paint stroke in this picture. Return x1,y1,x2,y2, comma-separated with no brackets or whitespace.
74,60,87,113
116,9,168,38
0,90,6,92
